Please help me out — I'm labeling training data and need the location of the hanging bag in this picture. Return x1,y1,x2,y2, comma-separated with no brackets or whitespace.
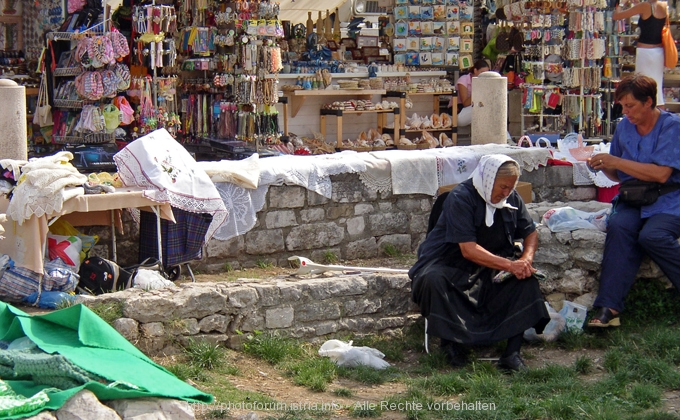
662,14,678,68
33,74,53,127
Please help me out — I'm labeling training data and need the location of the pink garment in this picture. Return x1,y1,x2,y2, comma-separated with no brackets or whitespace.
448,73,473,108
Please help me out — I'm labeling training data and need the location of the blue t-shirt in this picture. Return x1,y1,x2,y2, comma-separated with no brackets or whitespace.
610,110,680,218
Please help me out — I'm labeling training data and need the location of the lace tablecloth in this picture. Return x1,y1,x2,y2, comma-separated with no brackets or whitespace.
212,145,552,241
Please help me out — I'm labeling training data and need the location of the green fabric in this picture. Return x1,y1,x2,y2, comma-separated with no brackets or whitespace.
0,348,102,389
0,302,212,419
0,380,50,418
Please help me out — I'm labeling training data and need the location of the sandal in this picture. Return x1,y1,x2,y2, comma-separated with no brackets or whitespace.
587,307,621,328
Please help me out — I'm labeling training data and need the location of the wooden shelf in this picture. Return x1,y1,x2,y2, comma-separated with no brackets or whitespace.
286,89,386,117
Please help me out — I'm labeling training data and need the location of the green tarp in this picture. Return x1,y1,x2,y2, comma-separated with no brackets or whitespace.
0,302,212,419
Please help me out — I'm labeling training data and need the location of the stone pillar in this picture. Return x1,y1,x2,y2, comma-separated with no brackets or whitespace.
0,79,27,160
471,72,507,145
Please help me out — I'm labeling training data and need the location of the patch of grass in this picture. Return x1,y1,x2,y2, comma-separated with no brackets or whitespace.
630,383,662,409
284,357,337,392
350,403,381,418
165,362,207,382
323,250,338,264
409,371,469,396
573,355,593,374
224,262,234,272
256,258,274,269
332,387,354,397
351,334,407,362
382,243,400,257
54,296,77,310
184,339,224,370
337,365,400,385
86,301,123,325
243,333,304,365
625,279,680,326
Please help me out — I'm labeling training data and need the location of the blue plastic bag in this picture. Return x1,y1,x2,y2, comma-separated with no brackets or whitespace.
23,291,76,309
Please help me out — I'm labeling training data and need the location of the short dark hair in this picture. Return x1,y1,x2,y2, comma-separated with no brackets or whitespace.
615,74,657,108
473,59,490,71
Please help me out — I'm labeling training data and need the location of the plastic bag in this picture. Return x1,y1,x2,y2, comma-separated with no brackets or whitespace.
23,291,76,309
524,302,566,342
542,207,609,232
318,339,390,369
48,219,98,262
133,268,176,290
103,104,121,133
559,300,588,332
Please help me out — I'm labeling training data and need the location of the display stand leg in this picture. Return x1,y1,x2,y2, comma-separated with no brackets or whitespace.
282,102,289,136
110,209,117,262
320,114,328,145
336,114,343,146
151,205,163,267
451,93,458,146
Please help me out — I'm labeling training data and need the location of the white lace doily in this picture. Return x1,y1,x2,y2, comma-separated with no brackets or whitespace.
211,183,268,241
572,162,595,186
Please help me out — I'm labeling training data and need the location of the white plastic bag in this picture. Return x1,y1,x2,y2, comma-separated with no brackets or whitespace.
524,302,567,342
559,300,588,332
318,339,390,369
133,268,177,290
542,207,609,232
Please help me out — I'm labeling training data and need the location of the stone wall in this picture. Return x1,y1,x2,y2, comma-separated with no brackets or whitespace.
90,273,415,356
95,207,670,357
84,166,604,272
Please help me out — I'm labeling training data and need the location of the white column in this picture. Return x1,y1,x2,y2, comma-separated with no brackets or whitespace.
471,72,507,145
0,79,27,160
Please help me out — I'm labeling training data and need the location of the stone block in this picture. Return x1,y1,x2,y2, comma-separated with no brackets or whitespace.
378,202,393,212
198,314,230,333
24,413,57,420
206,235,244,259
265,210,298,229
361,187,378,201
326,204,354,219
347,216,366,237
396,198,426,213
164,318,200,336
286,223,345,250
564,187,597,202
140,322,164,338
253,284,281,306
519,167,547,188
572,229,606,246
339,317,376,332
377,234,412,255
308,191,330,206
368,212,410,236
295,302,341,322
57,390,120,420
344,298,382,316
227,286,259,308
534,248,570,266
178,334,229,348
278,282,304,301
123,294,180,323
328,276,368,296
108,398,195,420
226,334,249,350
245,230,285,255
314,321,339,335
544,166,575,187
136,336,168,355
266,307,294,328
354,203,375,215
174,288,229,319
269,186,305,208
237,312,265,331
376,317,405,329
112,318,139,341
573,292,596,309
307,279,334,300
300,208,325,223
345,238,378,259
410,214,429,235
332,181,364,202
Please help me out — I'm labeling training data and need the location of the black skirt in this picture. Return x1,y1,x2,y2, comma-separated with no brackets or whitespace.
411,261,549,345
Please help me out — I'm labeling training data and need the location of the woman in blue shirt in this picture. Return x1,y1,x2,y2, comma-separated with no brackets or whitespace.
588,74,680,327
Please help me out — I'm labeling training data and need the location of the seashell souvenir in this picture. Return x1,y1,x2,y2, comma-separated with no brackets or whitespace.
440,113,452,128
440,133,454,147
431,113,441,128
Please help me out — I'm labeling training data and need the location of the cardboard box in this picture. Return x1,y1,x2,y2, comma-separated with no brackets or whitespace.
438,181,533,204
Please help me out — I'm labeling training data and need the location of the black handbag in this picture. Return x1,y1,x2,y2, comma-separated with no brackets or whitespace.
618,180,680,207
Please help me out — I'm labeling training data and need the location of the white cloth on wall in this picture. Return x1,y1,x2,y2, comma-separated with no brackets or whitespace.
114,128,228,241
197,154,261,189
258,150,367,197
370,150,439,196
212,182,268,241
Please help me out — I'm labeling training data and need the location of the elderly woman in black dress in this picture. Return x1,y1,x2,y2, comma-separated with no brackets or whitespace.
410,154,549,371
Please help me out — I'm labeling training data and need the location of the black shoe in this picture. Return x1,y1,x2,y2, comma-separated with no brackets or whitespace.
497,352,527,372
441,342,469,368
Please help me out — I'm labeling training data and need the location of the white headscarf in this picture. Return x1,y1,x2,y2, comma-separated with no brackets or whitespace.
471,154,520,227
